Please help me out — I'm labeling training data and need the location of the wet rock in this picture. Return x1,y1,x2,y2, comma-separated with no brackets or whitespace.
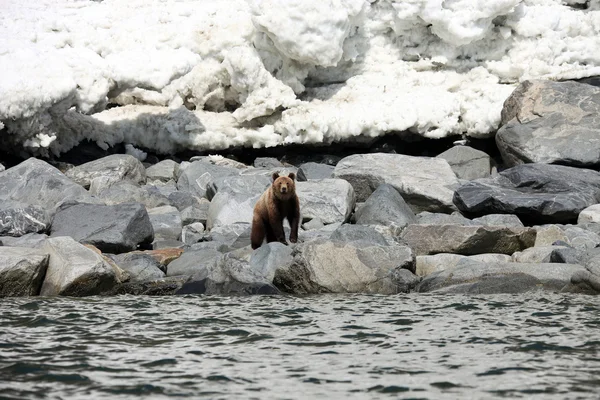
333,153,459,212
146,159,179,182
181,222,205,245
497,80,600,168
454,163,600,224
40,236,120,296
0,247,49,296
274,240,415,294
108,253,166,282
112,276,188,296
0,158,97,211
248,242,293,282
417,259,587,294
0,201,51,236
436,145,492,180
51,203,154,253
297,179,355,224
176,161,238,199
298,162,335,180
147,206,182,241
354,184,416,228
65,154,146,189
401,224,536,256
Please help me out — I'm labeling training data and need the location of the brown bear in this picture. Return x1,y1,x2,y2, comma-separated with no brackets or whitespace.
251,172,300,250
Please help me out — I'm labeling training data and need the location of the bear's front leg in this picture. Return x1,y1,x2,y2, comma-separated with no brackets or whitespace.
268,209,288,245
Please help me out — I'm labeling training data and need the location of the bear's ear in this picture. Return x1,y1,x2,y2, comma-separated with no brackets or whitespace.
288,172,296,181
272,172,280,181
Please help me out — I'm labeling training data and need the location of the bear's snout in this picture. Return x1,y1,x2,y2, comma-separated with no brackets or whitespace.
280,186,288,193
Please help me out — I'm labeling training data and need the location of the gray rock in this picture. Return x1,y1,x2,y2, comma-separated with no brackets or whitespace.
190,155,248,169
166,247,222,277
454,163,600,224
534,225,570,247
417,211,472,225
51,203,154,253
152,240,185,250
0,247,49,296
0,164,4,172
111,276,188,295
167,190,203,211
95,181,169,208
181,222,205,245
207,192,261,229
0,233,48,248
108,253,165,282
147,206,182,241
253,157,284,168
436,146,492,180
578,204,600,224
472,214,524,228
40,236,120,296
209,223,252,250
329,224,389,246
417,259,587,294
302,218,324,230
0,158,97,212
274,240,415,294
497,80,600,168
176,161,238,199
65,154,146,189
181,203,209,226
415,253,512,278
249,242,293,282
562,225,600,250
298,162,335,180
176,253,280,295
354,184,416,228
401,224,536,255
146,159,179,182
298,222,341,243
512,246,571,263
297,179,355,224
206,174,271,200
333,153,459,212
0,201,51,236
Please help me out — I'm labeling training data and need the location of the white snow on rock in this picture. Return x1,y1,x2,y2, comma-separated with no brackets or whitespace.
1,0,600,155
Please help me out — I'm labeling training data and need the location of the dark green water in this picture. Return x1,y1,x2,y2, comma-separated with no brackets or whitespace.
0,293,599,399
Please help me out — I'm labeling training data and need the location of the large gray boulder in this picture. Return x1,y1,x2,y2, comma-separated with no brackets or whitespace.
273,240,416,294
417,259,588,294
454,163,600,224
496,80,600,168
0,201,51,236
65,154,146,189
436,145,492,180
40,236,120,296
166,245,222,277
51,203,154,253
147,205,182,241
248,242,293,282
176,161,238,199
416,253,512,277
146,159,179,182
0,233,48,248
207,192,261,229
108,253,166,283
401,223,536,256
0,158,97,211
298,162,335,180
0,247,49,296
296,179,355,224
94,181,170,208
354,184,416,228
333,153,459,212
209,223,252,250
206,174,270,201
329,224,390,246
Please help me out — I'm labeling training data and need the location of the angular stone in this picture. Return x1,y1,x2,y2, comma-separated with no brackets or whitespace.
95,181,169,209
0,233,48,248
454,163,600,224
249,242,293,282
333,153,459,212
146,159,179,182
578,204,600,224
0,158,97,211
108,253,165,282
329,224,389,246
65,154,146,189
181,201,209,226
176,161,238,199
296,179,355,224
401,224,536,255
206,174,271,201
0,201,51,236
298,162,335,180
253,157,283,168
417,259,587,294
181,222,205,245
562,225,600,250
111,276,188,296
497,80,600,168
417,211,472,225
0,247,49,296
534,225,569,247
129,248,183,270
166,246,222,277
354,184,416,228
472,214,524,228
416,253,512,277
209,223,252,250
512,246,571,263
274,240,415,294
436,145,492,180
51,203,154,253
207,192,261,229
40,236,120,296
147,205,182,241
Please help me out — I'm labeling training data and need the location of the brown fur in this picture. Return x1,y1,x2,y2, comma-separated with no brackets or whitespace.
251,172,300,250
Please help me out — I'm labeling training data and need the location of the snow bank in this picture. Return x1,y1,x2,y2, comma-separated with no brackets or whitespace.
1,0,600,156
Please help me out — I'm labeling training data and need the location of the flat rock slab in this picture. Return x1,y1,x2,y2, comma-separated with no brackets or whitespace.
40,236,120,296
51,203,154,253
401,224,536,256
274,240,415,294
454,163,600,224
296,179,355,224
0,247,49,296
0,158,97,211
417,259,588,294
333,153,459,212
0,201,51,236
497,80,600,168
65,154,146,189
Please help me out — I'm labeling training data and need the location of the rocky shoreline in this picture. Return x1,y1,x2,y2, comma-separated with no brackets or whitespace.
1,79,600,297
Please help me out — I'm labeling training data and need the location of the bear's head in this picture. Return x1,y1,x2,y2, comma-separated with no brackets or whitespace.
272,172,296,200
